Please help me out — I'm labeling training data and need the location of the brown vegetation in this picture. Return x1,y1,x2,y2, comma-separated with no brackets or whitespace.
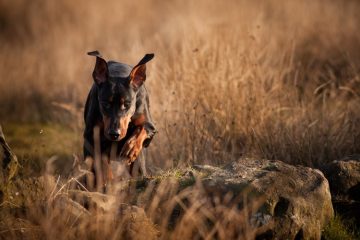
0,1,360,238
1,0,359,169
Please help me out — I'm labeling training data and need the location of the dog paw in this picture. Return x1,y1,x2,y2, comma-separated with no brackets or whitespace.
120,132,145,164
120,127,148,164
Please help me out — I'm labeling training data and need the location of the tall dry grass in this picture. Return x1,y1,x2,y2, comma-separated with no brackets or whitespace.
0,165,264,240
0,0,359,169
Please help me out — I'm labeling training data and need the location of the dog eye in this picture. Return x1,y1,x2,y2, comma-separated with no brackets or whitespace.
120,102,130,111
124,102,131,109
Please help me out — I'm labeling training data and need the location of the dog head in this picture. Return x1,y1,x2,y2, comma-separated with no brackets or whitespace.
88,51,154,141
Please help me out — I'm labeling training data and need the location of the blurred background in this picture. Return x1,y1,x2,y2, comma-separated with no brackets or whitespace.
0,0,359,174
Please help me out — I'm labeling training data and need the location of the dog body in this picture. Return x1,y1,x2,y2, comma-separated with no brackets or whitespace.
83,51,156,185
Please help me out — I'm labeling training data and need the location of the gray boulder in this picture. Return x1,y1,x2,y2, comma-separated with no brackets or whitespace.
191,158,333,240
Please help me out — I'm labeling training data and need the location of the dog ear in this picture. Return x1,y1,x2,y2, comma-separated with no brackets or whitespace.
129,53,154,89
88,51,108,85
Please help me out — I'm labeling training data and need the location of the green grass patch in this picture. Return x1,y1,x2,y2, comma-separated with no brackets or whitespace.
2,122,82,175
323,215,359,240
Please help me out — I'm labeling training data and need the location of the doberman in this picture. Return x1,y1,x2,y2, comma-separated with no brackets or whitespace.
83,50,156,188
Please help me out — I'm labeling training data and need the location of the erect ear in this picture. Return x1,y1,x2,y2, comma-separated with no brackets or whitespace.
129,53,154,89
87,51,108,85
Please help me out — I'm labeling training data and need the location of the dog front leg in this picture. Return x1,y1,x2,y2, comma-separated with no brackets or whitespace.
128,151,147,177
120,126,148,168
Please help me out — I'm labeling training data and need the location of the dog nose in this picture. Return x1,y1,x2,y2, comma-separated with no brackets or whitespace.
108,130,120,140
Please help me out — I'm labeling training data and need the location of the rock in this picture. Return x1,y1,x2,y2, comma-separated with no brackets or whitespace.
67,190,159,239
68,190,118,212
322,157,360,225
54,194,91,218
189,158,334,240
118,205,159,240
322,158,360,201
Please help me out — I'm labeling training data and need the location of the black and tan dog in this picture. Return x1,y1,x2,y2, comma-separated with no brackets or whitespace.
83,51,156,187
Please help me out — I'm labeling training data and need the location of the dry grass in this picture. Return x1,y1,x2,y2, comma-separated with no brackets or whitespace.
0,1,360,238
3,0,357,168
0,166,264,240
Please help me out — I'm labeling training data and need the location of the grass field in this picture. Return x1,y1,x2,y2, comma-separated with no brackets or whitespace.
1,0,359,171
0,0,359,238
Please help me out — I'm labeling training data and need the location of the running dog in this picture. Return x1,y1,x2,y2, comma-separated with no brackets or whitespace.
83,51,156,188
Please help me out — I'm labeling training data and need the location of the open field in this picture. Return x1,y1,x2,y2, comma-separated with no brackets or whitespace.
0,0,360,239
